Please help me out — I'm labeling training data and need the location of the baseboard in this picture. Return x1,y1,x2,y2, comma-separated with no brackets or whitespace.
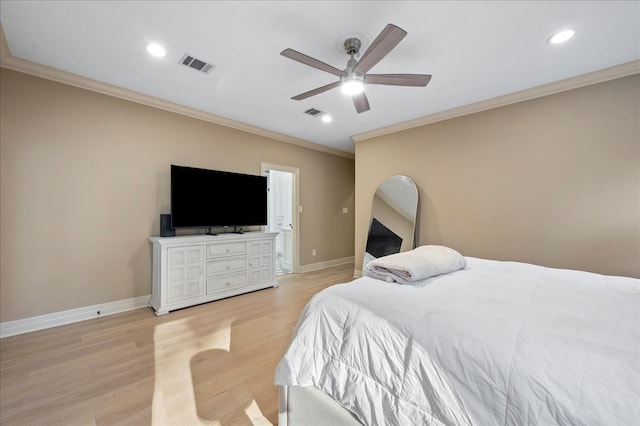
0,295,151,338
297,256,355,273
1,258,356,337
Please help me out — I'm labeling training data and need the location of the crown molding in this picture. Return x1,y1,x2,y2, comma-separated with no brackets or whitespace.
0,33,354,160
2,21,635,158
352,60,640,143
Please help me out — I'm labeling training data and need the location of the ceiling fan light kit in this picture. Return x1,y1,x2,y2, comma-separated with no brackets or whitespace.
341,74,364,95
281,23,432,113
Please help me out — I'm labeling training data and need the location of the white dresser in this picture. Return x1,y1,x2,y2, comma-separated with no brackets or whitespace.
149,232,278,315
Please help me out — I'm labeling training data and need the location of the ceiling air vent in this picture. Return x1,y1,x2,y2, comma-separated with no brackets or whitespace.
304,108,323,117
180,53,215,74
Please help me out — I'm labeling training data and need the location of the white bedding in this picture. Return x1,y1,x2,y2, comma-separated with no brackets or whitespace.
363,245,467,284
275,257,640,425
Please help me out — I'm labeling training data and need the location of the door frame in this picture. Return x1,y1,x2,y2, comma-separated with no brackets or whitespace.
261,162,300,274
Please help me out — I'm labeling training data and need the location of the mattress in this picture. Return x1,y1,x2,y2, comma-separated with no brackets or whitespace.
278,384,362,426
275,257,640,425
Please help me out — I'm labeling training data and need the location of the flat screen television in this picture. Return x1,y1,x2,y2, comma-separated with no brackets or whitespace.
171,164,267,229
365,217,403,258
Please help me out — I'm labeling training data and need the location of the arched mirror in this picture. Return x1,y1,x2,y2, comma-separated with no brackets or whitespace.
363,175,419,272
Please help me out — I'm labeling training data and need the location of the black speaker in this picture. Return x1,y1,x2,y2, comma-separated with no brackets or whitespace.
160,214,175,237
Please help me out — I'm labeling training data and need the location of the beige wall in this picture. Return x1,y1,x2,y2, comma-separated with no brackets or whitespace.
356,74,640,278
0,68,355,322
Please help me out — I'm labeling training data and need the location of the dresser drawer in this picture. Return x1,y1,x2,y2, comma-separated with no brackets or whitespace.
206,273,248,293
206,257,246,276
206,242,246,258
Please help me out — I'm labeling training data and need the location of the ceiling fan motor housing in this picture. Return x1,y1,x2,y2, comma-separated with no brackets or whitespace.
343,38,361,55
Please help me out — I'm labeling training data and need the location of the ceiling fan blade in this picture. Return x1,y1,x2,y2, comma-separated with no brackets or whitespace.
352,92,370,113
281,48,345,78
291,80,341,100
353,24,407,75
365,74,432,87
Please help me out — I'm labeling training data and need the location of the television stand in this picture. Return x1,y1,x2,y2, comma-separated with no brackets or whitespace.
206,227,218,236
149,232,278,315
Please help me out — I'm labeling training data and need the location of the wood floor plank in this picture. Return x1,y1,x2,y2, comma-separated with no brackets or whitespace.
0,263,355,425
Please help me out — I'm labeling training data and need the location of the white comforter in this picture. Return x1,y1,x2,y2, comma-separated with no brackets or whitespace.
275,257,640,425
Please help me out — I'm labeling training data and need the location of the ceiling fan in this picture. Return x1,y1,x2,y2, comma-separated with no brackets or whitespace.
281,23,432,113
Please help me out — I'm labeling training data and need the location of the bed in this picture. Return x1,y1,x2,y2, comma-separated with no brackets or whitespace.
275,246,639,425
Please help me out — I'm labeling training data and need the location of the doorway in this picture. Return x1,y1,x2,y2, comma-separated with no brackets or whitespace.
261,163,299,275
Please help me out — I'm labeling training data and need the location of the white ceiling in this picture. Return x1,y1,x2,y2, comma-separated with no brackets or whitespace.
1,1,639,154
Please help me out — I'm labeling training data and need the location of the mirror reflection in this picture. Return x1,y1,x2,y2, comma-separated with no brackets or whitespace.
363,175,419,271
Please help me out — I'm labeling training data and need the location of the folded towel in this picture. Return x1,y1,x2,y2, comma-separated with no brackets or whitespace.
364,245,466,284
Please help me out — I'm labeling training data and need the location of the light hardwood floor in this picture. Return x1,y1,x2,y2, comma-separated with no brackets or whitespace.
0,263,355,426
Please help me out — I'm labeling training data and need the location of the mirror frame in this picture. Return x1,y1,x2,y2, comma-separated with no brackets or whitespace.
363,175,419,271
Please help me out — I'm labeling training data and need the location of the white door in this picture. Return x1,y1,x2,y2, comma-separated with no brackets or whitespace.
262,163,299,275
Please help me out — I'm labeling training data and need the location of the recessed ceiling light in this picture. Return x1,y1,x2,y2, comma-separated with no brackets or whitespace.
146,43,166,57
548,29,576,45
321,114,332,123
